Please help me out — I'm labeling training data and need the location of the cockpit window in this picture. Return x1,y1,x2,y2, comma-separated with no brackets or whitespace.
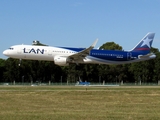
9,48,14,50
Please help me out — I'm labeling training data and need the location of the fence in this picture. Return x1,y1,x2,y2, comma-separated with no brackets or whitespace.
0,81,159,86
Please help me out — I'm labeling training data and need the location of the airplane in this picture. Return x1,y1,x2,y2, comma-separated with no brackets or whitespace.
3,32,156,66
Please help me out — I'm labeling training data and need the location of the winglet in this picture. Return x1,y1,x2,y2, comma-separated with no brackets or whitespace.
91,38,98,48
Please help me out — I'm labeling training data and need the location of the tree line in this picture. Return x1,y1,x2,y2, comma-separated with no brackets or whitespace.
0,42,160,84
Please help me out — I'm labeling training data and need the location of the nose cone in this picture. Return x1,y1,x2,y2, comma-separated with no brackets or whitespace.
3,50,8,56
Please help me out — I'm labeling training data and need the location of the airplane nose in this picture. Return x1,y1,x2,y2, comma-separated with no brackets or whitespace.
3,50,8,56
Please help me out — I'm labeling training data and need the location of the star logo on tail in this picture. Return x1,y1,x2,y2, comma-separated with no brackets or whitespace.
140,37,153,48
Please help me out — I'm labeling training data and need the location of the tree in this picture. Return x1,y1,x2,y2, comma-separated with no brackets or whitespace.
99,42,122,50
0,44,159,84
0,58,6,82
3,58,20,83
98,41,126,84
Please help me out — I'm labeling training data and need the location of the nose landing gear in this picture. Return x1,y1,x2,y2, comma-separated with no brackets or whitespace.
18,59,22,66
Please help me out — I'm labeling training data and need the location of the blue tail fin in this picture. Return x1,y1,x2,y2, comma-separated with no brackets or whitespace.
131,33,155,54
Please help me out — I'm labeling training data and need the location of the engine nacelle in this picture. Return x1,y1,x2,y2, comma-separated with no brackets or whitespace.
54,56,69,66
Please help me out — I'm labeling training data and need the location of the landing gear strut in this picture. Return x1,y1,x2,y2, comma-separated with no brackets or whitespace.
18,59,22,66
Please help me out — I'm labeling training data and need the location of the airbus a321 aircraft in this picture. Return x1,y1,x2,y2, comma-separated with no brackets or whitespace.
3,33,156,66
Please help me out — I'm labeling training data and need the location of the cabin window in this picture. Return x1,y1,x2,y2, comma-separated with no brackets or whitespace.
9,48,14,50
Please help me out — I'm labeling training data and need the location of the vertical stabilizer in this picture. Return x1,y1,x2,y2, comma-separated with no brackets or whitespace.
130,33,155,54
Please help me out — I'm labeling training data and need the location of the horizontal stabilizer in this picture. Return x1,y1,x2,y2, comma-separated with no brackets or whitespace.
138,53,156,59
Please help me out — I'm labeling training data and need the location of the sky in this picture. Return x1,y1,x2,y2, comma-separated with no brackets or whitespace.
1,0,160,59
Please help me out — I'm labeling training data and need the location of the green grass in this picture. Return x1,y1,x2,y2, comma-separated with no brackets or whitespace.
0,86,160,120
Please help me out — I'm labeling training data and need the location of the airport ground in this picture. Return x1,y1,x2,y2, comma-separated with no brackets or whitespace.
0,86,160,120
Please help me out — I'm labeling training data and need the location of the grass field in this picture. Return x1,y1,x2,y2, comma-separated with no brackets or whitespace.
0,86,160,120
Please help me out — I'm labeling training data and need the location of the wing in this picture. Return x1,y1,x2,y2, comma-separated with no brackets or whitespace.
68,39,98,62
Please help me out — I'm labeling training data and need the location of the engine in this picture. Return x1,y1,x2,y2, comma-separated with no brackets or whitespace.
54,56,69,66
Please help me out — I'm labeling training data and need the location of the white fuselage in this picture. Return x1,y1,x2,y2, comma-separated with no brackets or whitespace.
4,45,74,60
3,33,156,66
3,45,96,65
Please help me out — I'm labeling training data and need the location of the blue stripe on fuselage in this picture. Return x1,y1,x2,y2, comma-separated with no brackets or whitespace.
58,47,84,52
57,47,145,61
90,50,128,61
